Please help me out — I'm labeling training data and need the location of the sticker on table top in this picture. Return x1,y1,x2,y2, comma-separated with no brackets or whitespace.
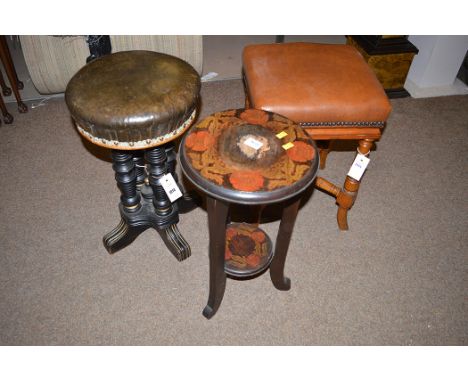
282,142,294,150
161,173,183,202
243,137,264,150
347,154,370,181
276,131,288,139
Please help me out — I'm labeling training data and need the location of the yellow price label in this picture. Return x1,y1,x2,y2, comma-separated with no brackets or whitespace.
282,142,294,150
276,131,288,139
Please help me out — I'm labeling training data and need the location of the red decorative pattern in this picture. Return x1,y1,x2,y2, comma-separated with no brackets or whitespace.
224,223,272,273
185,130,216,151
229,170,265,192
240,109,269,125
286,140,315,163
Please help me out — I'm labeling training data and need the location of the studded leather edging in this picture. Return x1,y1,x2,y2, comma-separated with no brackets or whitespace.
300,121,385,127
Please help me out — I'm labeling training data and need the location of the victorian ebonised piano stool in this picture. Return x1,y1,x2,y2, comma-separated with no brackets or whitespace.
65,42,390,319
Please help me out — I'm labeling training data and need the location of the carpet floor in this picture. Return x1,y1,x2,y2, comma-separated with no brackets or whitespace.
0,80,467,345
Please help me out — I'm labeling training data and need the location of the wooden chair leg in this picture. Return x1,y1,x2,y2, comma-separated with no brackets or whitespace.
0,36,27,113
318,140,333,169
0,92,13,124
0,70,11,96
336,139,374,230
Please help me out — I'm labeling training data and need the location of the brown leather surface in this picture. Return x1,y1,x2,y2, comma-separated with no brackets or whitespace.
65,50,200,148
243,43,392,124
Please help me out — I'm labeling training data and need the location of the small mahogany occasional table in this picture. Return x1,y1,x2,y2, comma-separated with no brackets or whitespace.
179,109,319,318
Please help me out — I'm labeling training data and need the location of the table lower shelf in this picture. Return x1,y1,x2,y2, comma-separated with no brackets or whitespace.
224,223,273,278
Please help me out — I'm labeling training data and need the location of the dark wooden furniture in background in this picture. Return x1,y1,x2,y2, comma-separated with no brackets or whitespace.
65,50,201,261
243,42,392,230
0,35,27,125
179,108,319,318
347,35,418,98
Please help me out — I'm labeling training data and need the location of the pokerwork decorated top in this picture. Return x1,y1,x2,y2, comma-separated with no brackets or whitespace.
179,109,319,205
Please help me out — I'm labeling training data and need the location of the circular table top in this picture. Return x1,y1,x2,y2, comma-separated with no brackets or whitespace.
179,109,319,205
65,50,200,150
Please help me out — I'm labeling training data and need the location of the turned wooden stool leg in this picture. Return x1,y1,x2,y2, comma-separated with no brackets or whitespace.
132,150,146,189
146,146,191,261
270,197,301,290
203,196,229,319
336,139,373,230
318,140,333,170
0,36,27,113
103,150,143,253
0,70,12,96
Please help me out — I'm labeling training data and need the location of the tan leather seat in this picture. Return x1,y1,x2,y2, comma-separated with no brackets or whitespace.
243,42,391,125
242,42,392,230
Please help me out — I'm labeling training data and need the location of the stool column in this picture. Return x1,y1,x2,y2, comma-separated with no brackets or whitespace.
103,150,146,254
337,139,373,230
112,150,141,210
132,151,146,189
145,146,172,216
145,145,191,262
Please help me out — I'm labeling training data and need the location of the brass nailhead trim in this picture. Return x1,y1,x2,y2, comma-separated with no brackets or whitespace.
300,121,385,127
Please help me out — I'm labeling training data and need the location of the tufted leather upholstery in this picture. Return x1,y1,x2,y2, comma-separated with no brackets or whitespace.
243,43,391,125
65,50,200,150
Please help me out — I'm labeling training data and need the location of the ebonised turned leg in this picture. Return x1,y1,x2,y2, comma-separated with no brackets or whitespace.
132,150,146,189
103,150,142,253
146,146,172,216
112,150,141,209
146,146,190,261
270,197,301,290
203,196,229,319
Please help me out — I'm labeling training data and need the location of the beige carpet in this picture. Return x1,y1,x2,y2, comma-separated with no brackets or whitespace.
0,80,467,345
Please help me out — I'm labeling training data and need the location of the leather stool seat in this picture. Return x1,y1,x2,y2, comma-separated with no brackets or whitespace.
243,42,391,125
65,50,200,150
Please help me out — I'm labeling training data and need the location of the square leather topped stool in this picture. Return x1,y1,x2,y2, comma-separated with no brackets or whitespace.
243,42,392,230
